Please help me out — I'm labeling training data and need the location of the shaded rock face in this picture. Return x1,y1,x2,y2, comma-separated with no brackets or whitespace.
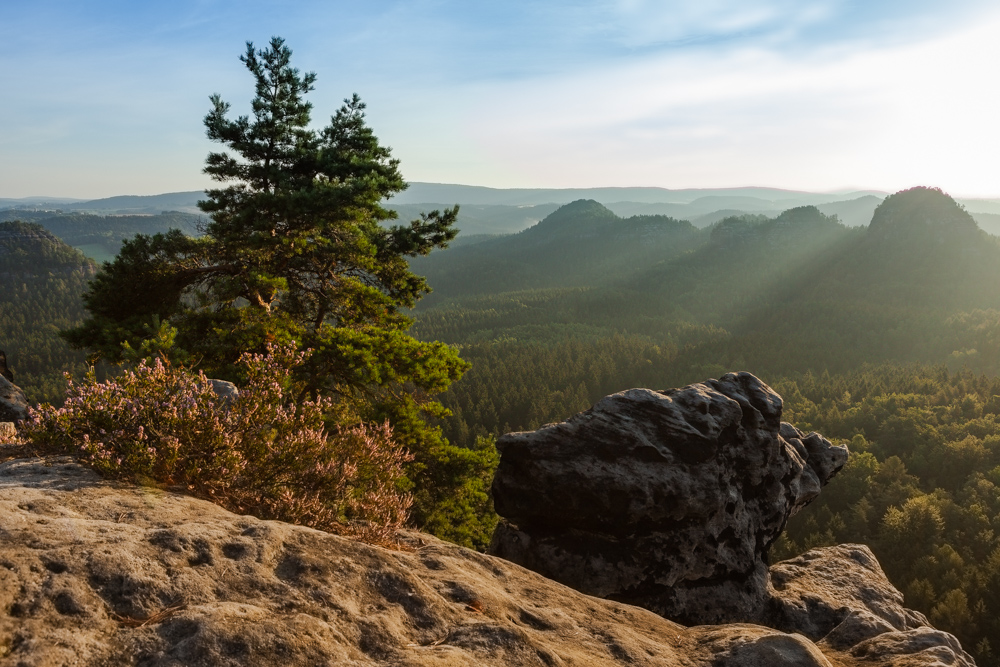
0,374,27,423
0,458,973,667
0,350,13,383
768,544,974,665
489,372,848,625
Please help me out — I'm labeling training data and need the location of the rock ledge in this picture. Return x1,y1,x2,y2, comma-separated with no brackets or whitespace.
0,457,974,666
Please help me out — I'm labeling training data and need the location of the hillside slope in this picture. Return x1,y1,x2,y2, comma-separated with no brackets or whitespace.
0,221,95,402
412,199,701,301
0,211,204,263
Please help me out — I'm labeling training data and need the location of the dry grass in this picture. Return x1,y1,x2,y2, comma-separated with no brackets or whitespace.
0,443,34,464
111,603,187,628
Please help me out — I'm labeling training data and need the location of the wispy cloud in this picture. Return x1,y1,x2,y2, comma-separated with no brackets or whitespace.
1,0,998,197
410,5,1000,196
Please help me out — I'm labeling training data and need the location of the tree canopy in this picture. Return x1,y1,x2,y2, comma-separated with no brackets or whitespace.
62,37,489,543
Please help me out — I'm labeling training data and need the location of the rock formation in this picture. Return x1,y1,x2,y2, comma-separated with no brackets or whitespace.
0,373,27,424
0,351,13,384
207,378,239,405
0,457,974,666
490,372,848,626
768,544,973,663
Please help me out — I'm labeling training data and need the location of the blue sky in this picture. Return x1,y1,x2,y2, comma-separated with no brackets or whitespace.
3,0,1000,198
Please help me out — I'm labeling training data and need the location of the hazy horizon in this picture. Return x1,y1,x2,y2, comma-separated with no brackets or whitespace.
3,1,1000,199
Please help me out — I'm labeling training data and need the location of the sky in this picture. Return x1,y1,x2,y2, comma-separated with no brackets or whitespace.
2,0,1000,199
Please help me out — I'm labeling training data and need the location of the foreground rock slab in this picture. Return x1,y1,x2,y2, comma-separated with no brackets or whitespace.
490,372,849,625
0,458,973,666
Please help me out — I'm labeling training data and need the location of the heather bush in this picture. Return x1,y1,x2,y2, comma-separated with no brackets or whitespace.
22,344,412,544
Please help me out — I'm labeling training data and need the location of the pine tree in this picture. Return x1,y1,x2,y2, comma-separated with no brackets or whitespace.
63,38,488,543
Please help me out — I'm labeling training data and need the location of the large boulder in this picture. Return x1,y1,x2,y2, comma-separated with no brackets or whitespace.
0,374,28,423
489,372,848,625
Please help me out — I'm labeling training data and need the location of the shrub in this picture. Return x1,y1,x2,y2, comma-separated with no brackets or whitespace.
21,343,412,545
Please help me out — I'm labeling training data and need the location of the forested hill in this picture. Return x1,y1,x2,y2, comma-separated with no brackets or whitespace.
0,221,95,403
411,186,1000,446
0,210,204,263
410,199,701,300
0,221,95,271
413,188,1000,373
721,188,1000,375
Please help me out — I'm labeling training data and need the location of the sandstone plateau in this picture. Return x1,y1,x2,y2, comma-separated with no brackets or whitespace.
0,372,977,665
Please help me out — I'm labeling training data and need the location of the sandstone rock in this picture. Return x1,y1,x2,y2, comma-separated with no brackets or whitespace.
697,627,834,667
0,350,12,383
0,374,27,423
0,457,972,666
850,626,974,666
817,610,897,651
769,544,975,664
207,378,239,405
1,457,697,667
768,544,927,640
489,372,848,625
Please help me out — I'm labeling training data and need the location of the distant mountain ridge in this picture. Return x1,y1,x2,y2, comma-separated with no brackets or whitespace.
56,191,207,215
0,196,86,207
6,184,1000,240
412,187,1000,370
390,182,887,206
410,200,700,299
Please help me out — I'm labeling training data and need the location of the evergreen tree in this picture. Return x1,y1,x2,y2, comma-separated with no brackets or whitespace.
63,38,484,543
